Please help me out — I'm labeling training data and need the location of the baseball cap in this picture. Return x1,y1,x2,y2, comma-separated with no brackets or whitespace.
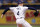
17,0,24,4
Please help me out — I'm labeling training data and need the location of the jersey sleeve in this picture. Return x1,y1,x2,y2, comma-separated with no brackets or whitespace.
9,7,15,9
24,7,28,10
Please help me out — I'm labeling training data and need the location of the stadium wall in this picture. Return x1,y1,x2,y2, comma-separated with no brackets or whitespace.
0,10,40,25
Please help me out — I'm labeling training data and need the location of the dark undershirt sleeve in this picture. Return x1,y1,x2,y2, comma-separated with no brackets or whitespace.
2,7,10,15
28,7,36,10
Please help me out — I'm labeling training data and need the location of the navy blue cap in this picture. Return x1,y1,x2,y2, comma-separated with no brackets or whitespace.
17,0,24,4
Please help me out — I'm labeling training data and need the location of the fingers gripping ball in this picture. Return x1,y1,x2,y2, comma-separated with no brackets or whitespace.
34,11,39,17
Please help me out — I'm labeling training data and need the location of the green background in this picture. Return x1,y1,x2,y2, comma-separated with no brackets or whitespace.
0,25,40,27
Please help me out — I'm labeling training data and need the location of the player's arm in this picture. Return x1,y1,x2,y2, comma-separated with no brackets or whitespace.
28,7,39,17
28,7,37,10
1,7,9,18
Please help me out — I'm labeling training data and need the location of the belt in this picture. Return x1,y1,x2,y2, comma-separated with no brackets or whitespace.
16,17,23,19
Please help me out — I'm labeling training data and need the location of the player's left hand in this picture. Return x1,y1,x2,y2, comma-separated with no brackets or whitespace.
34,10,39,17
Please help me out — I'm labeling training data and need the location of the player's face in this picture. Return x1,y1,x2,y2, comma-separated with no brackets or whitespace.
19,3,23,6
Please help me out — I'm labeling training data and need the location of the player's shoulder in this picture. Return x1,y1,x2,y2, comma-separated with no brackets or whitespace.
23,6,28,7
23,6,28,9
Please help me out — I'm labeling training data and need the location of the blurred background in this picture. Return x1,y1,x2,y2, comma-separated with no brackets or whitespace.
0,0,40,27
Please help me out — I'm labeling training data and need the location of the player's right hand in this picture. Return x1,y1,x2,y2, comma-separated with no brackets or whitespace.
1,14,4,18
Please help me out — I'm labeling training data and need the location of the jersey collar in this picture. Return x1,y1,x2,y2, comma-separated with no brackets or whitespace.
18,5,23,7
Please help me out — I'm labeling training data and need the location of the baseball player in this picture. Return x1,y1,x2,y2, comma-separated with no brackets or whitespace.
1,1,39,27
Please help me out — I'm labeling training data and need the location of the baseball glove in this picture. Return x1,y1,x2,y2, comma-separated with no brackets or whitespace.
34,11,39,17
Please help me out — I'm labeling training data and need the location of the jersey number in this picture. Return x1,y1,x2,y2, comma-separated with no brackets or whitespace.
17,11,19,15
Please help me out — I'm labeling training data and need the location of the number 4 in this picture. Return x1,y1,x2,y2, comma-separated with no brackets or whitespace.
17,11,19,15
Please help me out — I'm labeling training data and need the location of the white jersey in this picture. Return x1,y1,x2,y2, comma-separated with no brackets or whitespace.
9,5,28,19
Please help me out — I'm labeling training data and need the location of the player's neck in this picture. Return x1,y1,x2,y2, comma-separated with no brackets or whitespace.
18,4,23,6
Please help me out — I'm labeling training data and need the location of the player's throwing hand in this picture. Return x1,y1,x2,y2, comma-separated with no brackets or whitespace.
1,14,4,18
